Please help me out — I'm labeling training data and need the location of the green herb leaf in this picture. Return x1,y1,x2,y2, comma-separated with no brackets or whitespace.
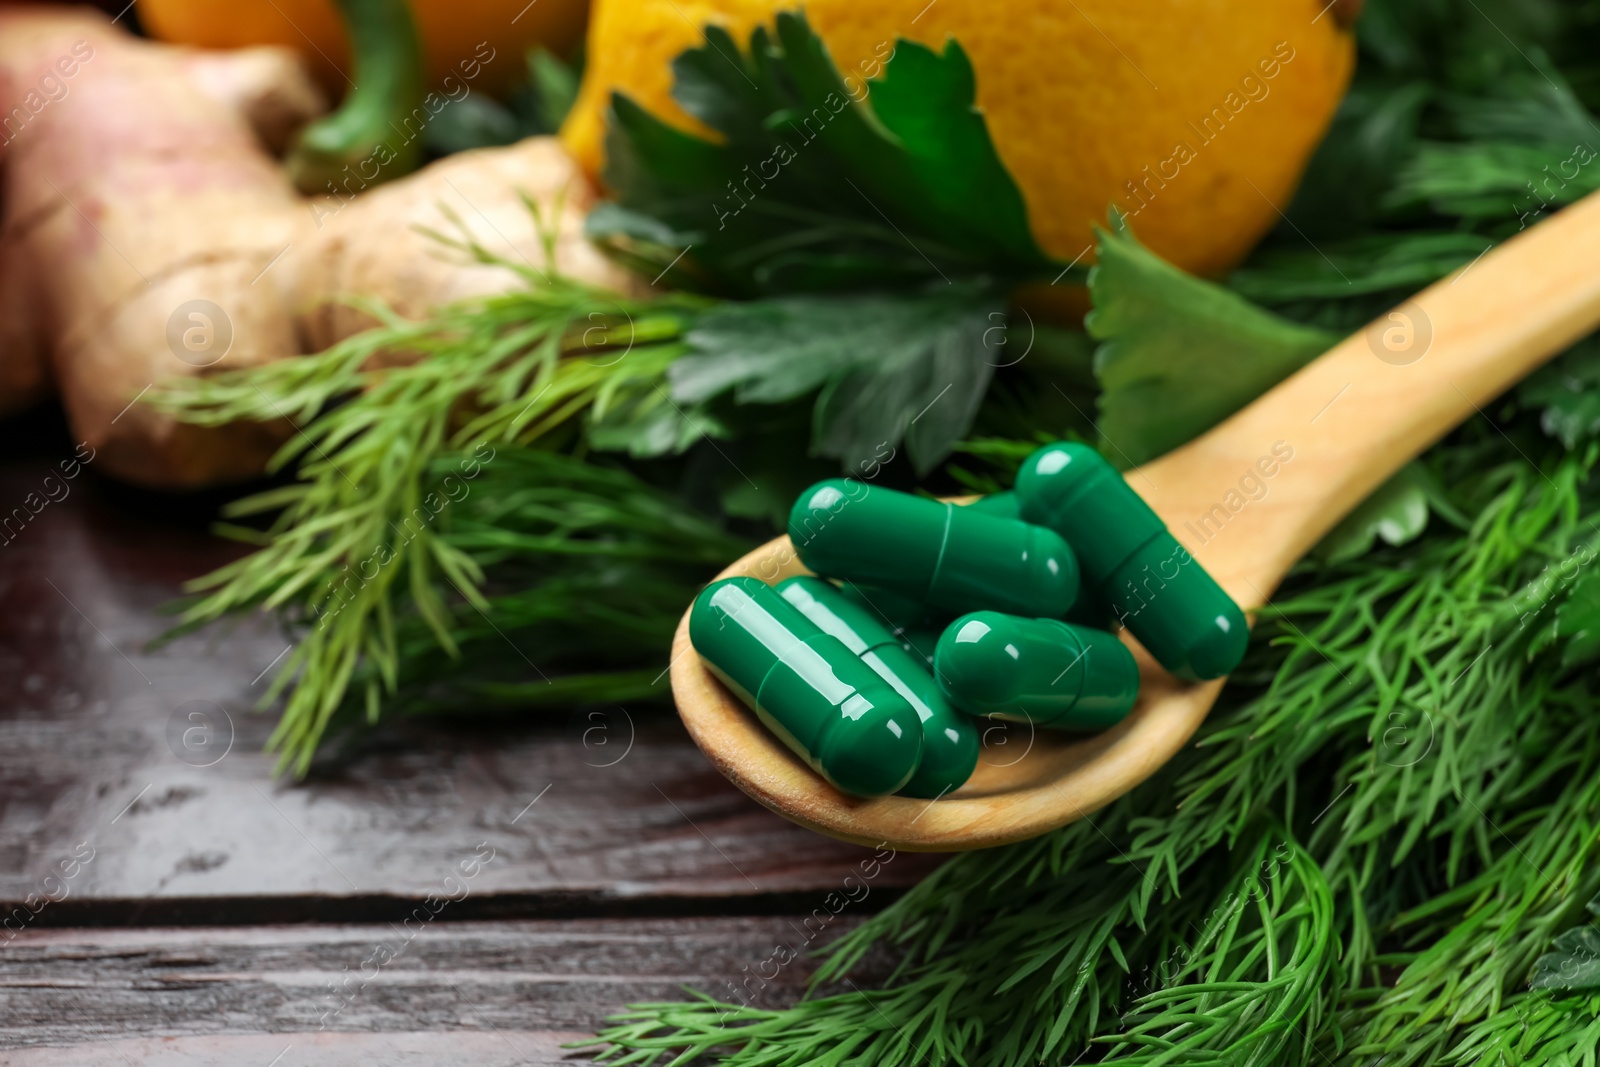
1532,893,1600,991
1087,219,1337,469
529,47,580,132
671,285,1004,475
1227,231,1492,305
425,94,521,155
1279,80,1430,238
586,386,728,458
1313,461,1462,564
1534,566,1600,670
501,48,584,139
317,448,749,732
1388,140,1600,220
712,429,839,528
590,10,1064,296
1520,337,1600,449
1234,12,1599,332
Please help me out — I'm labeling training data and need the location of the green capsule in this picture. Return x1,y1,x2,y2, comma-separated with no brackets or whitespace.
839,582,934,637
690,577,924,797
1065,589,1118,632
899,626,943,671
789,479,1079,618
835,584,948,671
972,491,1114,629
935,612,1140,730
966,490,1022,520
1015,443,1248,681
779,577,979,799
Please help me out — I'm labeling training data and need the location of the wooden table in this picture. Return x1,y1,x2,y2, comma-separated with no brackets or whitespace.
0,417,944,1064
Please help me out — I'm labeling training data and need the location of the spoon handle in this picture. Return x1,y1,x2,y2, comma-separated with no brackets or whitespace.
1135,189,1600,609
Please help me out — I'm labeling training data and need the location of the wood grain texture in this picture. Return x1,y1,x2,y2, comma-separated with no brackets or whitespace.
0,917,878,1053
671,190,1600,852
3,1032,588,1067
0,454,941,918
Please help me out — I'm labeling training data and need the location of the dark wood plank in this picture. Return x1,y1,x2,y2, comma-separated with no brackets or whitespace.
3,1032,585,1066
0,451,942,919
0,917,884,1054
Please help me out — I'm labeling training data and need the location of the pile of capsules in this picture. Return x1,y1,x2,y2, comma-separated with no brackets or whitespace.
689,442,1248,799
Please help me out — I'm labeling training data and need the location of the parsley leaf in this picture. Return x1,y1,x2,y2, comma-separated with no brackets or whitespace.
1554,570,1600,670
1519,337,1600,449
1087,219,1337,469
589,11,1063,296
670,285,1004,475
586,391,729,458
1531,892,1600,991
1313,461,1464,564
1525,564,1600,671
528,48,581,133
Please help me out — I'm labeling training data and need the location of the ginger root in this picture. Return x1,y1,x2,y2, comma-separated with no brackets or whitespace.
0,7,633,488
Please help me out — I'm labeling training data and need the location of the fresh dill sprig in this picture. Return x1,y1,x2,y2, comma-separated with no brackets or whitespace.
152,231,709,775
304,448,751,743
1443,991,1600,1065
1099,834,1338,1066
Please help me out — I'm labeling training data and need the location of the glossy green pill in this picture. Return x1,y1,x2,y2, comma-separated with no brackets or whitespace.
834,585,944,668
839,582,933,637
1065,589,1118,632
966,490,1022,520
1015,442,1248,681
899,626,942,671
789,479,1079,618
971,490,1113,628
690,577,924,797
779,577,979,799
836,585,947,670
935,612,1140,730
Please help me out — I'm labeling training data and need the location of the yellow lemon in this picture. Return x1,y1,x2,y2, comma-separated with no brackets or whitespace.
562,0,1357,279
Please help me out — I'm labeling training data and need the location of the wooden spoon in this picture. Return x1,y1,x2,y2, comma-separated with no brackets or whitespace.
670,190,1600,852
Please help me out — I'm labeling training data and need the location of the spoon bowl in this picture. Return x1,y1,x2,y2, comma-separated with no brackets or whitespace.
671,189,1600,850
670,532,1222,850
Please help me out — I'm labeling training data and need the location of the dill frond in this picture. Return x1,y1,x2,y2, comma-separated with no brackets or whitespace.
153,253,708,774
